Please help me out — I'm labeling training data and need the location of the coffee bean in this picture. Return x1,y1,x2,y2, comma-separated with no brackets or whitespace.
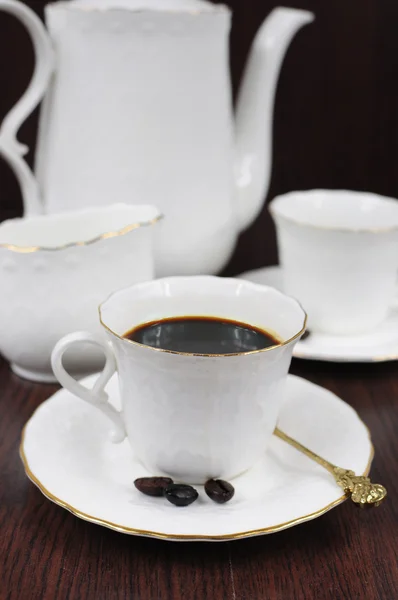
164,484,199,507
301,329,311,341
134,477,173,497
205,479,235,504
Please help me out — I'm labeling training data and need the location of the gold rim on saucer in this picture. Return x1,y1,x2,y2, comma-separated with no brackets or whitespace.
19,421,374,541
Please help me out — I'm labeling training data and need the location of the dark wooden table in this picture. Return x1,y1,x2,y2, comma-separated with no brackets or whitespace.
1,352,397,600
1,1,398,596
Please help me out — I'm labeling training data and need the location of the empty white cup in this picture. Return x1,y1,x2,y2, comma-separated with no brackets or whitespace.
269,189,398,335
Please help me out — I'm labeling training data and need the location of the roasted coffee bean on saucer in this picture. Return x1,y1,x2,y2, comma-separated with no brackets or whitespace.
134,477,173,497
301,329,311,341
205,479,235,504
164,483,199,507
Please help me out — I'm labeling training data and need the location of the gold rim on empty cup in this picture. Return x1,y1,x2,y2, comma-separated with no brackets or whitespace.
269,189,398,234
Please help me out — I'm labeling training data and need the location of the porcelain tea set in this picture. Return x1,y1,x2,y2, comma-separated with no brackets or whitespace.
0,0,313,276
0,0,315,379
0,0,393,540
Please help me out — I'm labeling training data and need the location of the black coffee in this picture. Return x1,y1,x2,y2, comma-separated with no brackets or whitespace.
124,316,280,354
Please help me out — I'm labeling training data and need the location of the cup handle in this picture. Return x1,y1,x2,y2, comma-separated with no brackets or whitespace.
51,332,126,443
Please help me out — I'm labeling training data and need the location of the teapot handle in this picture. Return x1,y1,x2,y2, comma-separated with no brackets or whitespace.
0,0,54,215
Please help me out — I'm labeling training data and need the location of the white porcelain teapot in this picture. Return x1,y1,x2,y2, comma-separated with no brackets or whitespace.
0,0,313,276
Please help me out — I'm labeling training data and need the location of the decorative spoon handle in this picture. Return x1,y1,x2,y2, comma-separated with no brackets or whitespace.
274,427,387,508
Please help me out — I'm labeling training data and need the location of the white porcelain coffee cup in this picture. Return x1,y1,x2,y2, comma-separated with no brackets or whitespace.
51,276,306,484
270,190,398,335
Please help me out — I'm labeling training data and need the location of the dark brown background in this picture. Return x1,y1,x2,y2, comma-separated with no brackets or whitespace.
2,0,398,272
1,2,398,600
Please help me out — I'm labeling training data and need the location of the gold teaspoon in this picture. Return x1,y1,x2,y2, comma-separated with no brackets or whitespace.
274,427,387,508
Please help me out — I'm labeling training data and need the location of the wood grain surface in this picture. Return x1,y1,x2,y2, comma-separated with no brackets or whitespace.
1,1,398,598
0,355,397,600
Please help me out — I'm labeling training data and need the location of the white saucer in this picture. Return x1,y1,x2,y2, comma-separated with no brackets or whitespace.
20,373,373,541
239,266,398,363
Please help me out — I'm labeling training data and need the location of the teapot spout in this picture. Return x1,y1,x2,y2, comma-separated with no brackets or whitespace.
235,7,314,231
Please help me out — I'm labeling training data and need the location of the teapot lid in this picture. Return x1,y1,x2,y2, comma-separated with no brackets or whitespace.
68,0,223,11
